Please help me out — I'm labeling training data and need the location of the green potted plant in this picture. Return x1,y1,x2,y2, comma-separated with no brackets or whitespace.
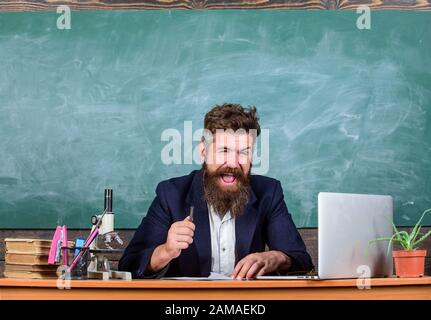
370,208,431,278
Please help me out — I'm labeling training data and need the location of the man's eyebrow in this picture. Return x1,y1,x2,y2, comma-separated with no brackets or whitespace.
216,146,251,152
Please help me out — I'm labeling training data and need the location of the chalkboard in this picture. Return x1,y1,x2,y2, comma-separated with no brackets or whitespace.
0,10,430,228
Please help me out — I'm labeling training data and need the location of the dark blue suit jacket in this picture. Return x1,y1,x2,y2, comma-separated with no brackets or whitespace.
119,170,314,278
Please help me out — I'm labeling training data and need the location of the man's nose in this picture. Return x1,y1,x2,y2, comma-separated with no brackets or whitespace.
226,151,240,168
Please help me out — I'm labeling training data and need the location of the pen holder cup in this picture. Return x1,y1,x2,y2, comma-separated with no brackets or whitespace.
62,246,90,280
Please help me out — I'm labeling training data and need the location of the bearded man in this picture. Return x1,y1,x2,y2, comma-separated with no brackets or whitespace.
119,104,313,279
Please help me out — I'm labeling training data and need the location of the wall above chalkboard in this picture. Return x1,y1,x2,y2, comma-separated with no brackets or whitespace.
0,10,430,228
1,0,430,11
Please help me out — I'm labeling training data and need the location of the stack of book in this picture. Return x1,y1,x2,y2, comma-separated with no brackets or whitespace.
4,238,62,279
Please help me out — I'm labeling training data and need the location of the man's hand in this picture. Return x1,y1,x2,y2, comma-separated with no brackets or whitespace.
232,251,291,280
164,216,195,259
147,216,195,274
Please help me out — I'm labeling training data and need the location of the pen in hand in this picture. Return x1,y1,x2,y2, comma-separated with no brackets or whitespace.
189,206,194,222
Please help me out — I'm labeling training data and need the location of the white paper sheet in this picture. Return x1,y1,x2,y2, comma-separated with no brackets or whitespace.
256,275,319,280
162,272,233,281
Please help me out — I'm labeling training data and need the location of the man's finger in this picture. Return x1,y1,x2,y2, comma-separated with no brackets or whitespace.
233,256,257,279
256,267,267,277
232,258,246,278
177,242,189,250
178,220,196,231
174,227,194,237
246,261,265,279
174,235,193,244
236,260,255,280
183,216,196,227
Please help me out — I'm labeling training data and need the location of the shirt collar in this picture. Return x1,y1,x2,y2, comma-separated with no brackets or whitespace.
208,204,233,223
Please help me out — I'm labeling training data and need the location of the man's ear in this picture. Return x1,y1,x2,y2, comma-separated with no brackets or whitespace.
199,141,206,163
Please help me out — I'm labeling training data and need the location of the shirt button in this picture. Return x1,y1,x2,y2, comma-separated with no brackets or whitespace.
222,248,226,252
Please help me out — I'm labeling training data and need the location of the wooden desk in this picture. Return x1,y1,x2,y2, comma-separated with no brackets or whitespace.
0,277,430,300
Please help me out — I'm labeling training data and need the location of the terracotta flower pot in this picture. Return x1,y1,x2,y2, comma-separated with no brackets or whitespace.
392,250,427,278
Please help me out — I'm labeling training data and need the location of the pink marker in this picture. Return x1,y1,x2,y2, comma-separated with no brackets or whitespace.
61,225,68,266
67,228,99,273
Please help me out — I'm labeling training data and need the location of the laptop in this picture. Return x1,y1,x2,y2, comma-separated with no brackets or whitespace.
257,192,394,280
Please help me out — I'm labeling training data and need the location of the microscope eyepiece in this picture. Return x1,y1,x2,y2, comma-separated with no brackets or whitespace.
104,189,113,213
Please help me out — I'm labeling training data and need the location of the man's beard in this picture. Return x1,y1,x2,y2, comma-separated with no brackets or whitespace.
202,163,251,218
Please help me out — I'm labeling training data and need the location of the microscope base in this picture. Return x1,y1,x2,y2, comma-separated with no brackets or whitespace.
88,270,131,280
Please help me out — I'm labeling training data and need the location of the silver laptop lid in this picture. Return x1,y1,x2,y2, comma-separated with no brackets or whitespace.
318,192,394,279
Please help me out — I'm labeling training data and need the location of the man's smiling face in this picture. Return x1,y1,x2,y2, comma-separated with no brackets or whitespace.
202,130,254,190
200,130,254,217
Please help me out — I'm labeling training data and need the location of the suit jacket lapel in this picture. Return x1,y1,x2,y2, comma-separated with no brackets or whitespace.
235,189,258,263
185,170,212,276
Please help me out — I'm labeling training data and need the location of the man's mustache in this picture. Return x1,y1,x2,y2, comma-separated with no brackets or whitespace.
215,166,245,178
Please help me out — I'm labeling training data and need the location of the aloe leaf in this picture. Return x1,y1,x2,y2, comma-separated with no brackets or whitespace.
410,221,421,243
411,225,422,244
369,237,393,243
412,230,431,248
396,231,411,249
369,234,398,256
416,208,431,227
391,221,402,242
386,234,399,256
410,208,431,242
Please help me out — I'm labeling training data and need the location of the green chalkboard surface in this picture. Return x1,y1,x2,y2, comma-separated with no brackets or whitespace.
0,10,430,228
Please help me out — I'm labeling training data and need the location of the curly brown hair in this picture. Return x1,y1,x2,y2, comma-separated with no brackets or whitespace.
203,103,261,138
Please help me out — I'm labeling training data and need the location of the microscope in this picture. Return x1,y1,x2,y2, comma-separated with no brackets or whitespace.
87,189,131,280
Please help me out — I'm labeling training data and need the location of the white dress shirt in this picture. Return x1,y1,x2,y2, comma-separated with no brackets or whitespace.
208,205,236,277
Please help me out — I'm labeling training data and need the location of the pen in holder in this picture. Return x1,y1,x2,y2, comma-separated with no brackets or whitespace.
61,246,90,280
